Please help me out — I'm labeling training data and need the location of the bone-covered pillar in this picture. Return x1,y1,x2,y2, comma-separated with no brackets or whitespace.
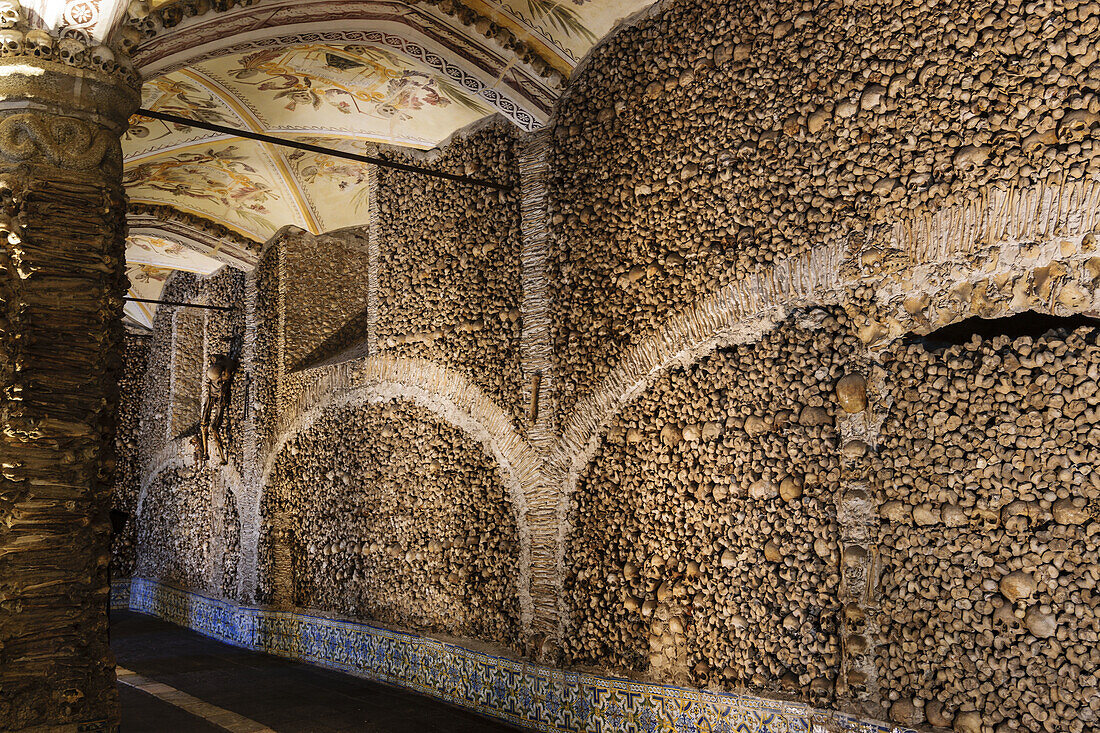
0,33,139,733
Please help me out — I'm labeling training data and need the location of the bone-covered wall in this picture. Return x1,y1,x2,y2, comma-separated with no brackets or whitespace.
140,272,197,464
132,267,247,595
221,489,241,600
548,0,1100,414
261,398,522,648
282,229,372,371
564,310,855,707
201,268,248,467
136,464,215,592
120,0,1100,727
254,245,281,449
377,120,526,423
875,325,1100,731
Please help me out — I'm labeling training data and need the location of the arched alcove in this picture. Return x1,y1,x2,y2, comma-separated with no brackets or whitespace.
260,395,524,649
559,308,859,705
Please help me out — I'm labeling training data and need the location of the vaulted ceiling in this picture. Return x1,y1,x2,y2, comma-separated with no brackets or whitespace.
121,0,656,328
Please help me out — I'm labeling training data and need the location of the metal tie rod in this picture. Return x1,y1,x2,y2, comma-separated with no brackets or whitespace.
125,297,235,312
136,109,512,192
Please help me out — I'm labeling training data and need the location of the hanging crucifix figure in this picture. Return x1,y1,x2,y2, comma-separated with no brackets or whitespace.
199,353,237,465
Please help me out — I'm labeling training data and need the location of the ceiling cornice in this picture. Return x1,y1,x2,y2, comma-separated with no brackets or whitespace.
128,202,262,269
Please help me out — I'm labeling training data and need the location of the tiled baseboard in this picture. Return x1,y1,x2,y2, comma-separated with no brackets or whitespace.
110,578,907,733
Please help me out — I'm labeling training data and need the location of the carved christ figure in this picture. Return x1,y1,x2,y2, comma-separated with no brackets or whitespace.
199,353,236,465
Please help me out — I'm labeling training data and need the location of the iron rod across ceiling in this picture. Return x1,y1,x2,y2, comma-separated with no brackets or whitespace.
125,297,235,312
136,109,512,192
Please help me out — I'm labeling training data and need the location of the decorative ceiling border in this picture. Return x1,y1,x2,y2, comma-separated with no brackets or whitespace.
128,202,262,270
128,0,559,126
131,0,567,80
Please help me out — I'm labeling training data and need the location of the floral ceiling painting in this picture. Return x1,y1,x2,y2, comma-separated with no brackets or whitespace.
124,140,295,240
124,265,177,329
122,42,484,245
127,234,226,273
283,138,375,231
201,45,491,145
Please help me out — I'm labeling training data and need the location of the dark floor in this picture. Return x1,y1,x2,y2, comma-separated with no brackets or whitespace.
111,610,525,732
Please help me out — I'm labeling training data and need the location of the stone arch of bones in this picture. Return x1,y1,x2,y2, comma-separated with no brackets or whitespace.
542,180,1100,640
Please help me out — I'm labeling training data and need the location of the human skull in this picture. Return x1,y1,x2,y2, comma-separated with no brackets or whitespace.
906,171,930,195
89,44,115,73
182,0,211,18
952,144,990,173
0,213,22,244
207,354,234,383
57,37,84,66
115,54,137,84
0,28,23,56
1022,130,1053,155
0,0,21,29
117,25,141,53
1059,109,1099,143
991,601,1022,634
126,0,151,21
23,29,53,59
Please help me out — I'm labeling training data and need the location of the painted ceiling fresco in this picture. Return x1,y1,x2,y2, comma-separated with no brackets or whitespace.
124,0,656,324
126,265,175,329
123,43,491,241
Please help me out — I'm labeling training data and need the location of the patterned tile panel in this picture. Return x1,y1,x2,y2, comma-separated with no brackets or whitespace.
116,578,910,733
110,579,131,610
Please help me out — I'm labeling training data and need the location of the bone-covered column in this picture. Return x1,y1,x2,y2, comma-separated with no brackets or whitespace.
0,51,139,732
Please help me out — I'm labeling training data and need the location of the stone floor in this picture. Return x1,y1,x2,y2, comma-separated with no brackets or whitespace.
111,610,527,732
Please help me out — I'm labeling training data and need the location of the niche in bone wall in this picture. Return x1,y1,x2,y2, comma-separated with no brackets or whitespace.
282,229,372,372
112,334,151,578
376,119,526,424
137,465,215,593
874,317,1100,732
563,308,860,707
547,0,1100,417
261,397,521,648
